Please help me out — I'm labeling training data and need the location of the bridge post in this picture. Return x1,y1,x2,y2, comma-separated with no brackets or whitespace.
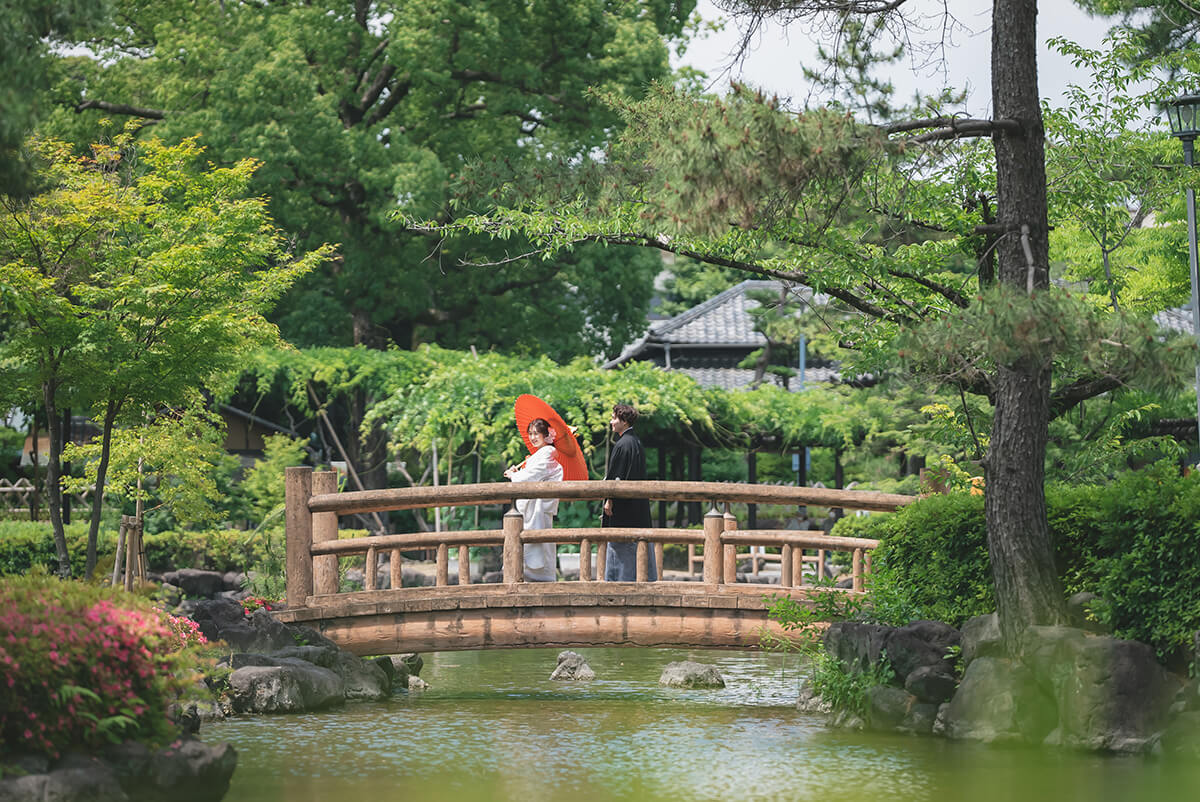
503,508,524,583
852,548,863,592
635,541,648,583
722,506,738,584
312,470,338,596
780,545,792,589
702,507,723,587
285,466,314,609
580,537,592,581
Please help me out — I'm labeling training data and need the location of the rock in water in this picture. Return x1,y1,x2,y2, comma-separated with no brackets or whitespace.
659,661,725,688
550,650,595,681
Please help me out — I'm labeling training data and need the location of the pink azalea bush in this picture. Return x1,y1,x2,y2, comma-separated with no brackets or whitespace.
0,570,202,759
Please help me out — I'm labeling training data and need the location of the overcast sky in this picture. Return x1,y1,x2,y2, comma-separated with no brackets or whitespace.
675,0,1125,116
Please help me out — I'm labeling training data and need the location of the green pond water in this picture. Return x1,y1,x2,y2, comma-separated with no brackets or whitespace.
206,647,1198,802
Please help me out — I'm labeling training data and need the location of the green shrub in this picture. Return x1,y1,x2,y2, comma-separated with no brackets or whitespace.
0,570,203,761
851,461,1200,659
0,521,274,576
854,492,993,628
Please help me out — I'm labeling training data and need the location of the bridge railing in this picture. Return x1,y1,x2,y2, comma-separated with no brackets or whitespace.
284,466,914,608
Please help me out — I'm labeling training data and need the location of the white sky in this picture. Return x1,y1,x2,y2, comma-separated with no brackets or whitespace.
676,0,1125,116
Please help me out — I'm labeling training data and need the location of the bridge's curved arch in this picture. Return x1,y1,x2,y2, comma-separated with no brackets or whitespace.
274,582,808,655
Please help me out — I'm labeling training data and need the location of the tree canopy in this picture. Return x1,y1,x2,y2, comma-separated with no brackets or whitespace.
43,0,696,357
0,134,330,576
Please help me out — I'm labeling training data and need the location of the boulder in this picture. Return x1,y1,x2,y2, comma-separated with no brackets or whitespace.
866,685,915,730
228,647,389,701
163,569,227,599
103,739,238,802
0,753,127,802
193,599,296,654
905,665,958,704
227,661,344,713
941,656,1055,745
795,680,833,715
397,653,424,676
659,661,725,688
960,613,1003,667
883,622,959,681
330,649,391,700
550,650,595,681
823,622,891,674
1023,627,1182,753
408,675,430,691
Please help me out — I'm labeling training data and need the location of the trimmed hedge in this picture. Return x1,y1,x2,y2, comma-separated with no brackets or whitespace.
841,461,1200,659
0,521,278,576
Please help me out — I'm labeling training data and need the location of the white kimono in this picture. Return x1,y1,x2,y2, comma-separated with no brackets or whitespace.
509,445,563,582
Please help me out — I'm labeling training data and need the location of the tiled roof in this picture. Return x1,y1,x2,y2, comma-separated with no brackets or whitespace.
681,365,842,392
605,280,824,367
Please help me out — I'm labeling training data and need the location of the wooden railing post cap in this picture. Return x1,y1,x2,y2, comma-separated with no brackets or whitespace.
704,507,723,520
286,465,313,477
504,507,524,519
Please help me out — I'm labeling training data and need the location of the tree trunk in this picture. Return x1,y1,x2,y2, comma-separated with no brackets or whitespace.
41,380,70,577
986,0,1068,649
84,399,120,579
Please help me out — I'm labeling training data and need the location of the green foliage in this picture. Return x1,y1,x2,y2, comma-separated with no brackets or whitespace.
0,569,204,760
855,464,1200,659
848,492,995,628
1,133,331,575
44,0,693,354
0,521,273,576
1049,461,1200,660
809,649,896,719
237,434,308,528
0,0,109,193
63,402,231,529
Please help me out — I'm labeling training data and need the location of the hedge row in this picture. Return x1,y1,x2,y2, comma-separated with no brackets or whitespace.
0,521,281,577
841,460,1200,660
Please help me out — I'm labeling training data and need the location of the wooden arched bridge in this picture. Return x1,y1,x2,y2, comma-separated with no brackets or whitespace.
274,467,914,655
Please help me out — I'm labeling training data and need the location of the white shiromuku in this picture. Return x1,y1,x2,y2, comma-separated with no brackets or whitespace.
508,444,563,581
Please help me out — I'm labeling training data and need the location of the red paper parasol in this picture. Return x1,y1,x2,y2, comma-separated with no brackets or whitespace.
513,394,588,481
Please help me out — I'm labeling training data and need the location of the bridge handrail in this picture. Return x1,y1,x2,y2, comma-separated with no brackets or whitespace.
305,479,914,515
285,467,907,608
310,528,879,556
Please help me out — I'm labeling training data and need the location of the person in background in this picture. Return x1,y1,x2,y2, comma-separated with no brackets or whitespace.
602,403,656,581
503,417,563,581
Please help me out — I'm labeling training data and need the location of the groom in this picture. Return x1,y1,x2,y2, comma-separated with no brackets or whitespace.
602,402,656,581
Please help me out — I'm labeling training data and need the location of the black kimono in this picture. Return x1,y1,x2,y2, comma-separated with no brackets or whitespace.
603,428,656,581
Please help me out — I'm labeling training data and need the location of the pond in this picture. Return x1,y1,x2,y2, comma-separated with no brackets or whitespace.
206,647,1199,802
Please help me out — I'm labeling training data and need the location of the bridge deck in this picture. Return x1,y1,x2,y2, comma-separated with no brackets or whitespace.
274,581,827,654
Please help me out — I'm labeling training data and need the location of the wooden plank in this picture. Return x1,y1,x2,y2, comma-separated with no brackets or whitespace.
458,545,471,586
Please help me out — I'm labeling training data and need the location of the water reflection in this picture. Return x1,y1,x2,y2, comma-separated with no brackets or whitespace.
208,647,1199,802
